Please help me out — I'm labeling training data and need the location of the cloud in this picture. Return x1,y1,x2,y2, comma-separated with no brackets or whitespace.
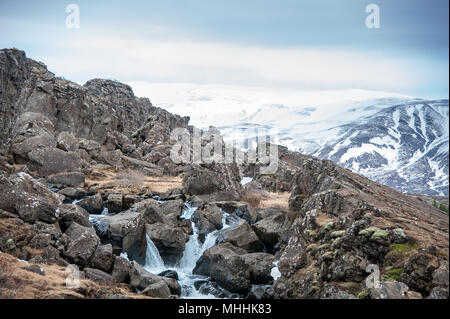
28,30,427,93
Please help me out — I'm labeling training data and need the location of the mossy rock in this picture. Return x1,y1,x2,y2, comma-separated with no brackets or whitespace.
358,227,380,237
383,267,404,281
306,229,318,237
318,243,330,251
321,251,335,261
357,289,371,299
331,237,342,250
371,229,389,241
387,243,418,258
306,244,318,254
324,222,334,231
331,230,345,238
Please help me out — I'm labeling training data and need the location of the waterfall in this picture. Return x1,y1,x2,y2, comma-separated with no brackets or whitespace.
144,234,166,273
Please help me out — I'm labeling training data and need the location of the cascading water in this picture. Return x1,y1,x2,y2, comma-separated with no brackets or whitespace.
140,202,237,298
143,234,166,274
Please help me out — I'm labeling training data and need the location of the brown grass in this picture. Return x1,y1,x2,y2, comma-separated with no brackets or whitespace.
0,252,148,299
241,191,290,210
86,168,182,195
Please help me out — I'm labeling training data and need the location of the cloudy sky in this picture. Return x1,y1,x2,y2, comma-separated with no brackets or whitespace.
0,0,448,99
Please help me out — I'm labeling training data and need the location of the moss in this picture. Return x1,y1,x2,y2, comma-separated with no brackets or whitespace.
331,237,342,250
321,251,335,261
6,238,14,244
331,230,345,238
387,243,418,258
384,267,404,281
371,229,389,241
357,289,370,299
358,227,380,237
306,244,318,254
318,243,330,251
324,222,334,231
306,229,318,237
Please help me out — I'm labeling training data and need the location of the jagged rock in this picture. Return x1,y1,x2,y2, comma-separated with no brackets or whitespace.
370,281,410,299
158,270,179,280
104,211,144,260
252,212,288,247
142,281,171,298
84,267,113,283
129,261,172,297
194,243,274,295
111,256,132,283
63,222,99,266
182,163,242,201
246,285,274,299
107,193,123,214
145,223,189,265
0,172,61,223
59,187,87,199
256,207,286,221
139,199,166,224
191,203,223,241
58,204,91,231
160,199,185,225
46,171,85,188
89,244,114,272
11,133,56,162
217,219,264,253
76,193,103,214
123,194,141,210
213,201,258,224
428,287,449,299
56,131,78,152
22,265,46,276
27,147,81,176
399,252,439,294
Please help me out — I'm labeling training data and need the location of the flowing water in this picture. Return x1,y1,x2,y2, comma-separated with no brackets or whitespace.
143,202,237,298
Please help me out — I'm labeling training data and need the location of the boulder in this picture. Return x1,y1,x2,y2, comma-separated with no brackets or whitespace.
63,222,99,266
111,256,132,283
84,267,113,283
158,270,179,280
89,243,114,272
217,220,264,253
191,203,223,241
59,187,87,199
56,131,79,152
370,281,410,299
11,133,56,162
145,223,189,265
252,212,288,247
142,281,171,298
0,172,61,223
76,193,103,214
58,204,91,231
104,211,144,260
193,243,275,295
213,201,258,224
107,193,123,214
27,147,81,176
46,171,85,188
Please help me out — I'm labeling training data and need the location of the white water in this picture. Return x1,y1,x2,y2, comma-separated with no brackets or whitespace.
142,202,236,298
143,234,166,274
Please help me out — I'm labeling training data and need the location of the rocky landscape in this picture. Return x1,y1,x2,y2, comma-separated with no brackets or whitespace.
0,48,448,299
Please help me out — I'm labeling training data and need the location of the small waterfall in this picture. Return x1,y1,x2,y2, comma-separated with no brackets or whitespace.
144,234,166,273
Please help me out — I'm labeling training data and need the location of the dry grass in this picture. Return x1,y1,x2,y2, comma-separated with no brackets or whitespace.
86,167,182,195
0,252,147,299
241,191,290,210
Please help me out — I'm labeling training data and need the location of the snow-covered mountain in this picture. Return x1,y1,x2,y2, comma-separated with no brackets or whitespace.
312,100,449,195
128,82,449,195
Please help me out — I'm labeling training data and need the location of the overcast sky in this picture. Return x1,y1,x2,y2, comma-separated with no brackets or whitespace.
0,0,448,98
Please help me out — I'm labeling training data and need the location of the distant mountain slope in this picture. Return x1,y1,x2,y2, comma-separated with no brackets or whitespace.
218,99,449,195
313,100,449,195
